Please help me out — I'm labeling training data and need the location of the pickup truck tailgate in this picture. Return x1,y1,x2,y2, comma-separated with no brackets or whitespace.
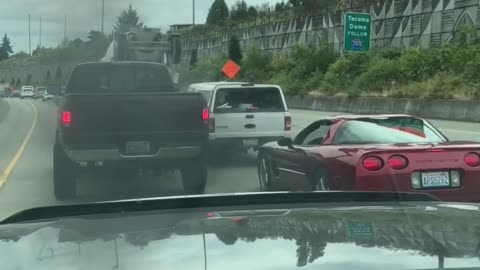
61,93,208,150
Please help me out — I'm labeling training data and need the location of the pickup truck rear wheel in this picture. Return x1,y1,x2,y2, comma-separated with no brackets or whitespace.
53,143,77,200
181,161,207,194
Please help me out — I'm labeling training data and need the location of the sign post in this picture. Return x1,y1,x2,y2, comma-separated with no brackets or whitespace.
344,12,372,52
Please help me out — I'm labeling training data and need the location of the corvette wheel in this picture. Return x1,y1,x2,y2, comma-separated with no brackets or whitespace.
313,168,332,191
258,155,272,191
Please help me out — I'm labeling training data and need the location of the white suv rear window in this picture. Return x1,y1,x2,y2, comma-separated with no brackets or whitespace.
214,87,285,113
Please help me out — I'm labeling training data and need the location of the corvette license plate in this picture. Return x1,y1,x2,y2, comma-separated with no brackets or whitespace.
126,141,150,155
421,172,450,188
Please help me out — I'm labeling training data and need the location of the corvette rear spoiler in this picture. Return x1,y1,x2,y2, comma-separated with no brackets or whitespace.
0,191,437,225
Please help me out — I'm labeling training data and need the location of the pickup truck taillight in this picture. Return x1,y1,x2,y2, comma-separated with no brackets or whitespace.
285,116,292,131
62,111,71,127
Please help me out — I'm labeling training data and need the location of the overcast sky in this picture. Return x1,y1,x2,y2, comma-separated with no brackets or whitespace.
0,0,278,53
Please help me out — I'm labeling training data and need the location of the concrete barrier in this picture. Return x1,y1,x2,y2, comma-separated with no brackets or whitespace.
286,96,480,122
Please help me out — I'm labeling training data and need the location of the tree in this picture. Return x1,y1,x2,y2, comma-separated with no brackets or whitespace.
0,34,13,61
26,74,32,84
15,78,21,87
32,45,41,56
55,66,63,83
247,6,258,19
114,4,143,33
206,0,229,26
228,35,242,65
189,49,198,69
45,70,51,83
87,30,108,43
230,0,248,21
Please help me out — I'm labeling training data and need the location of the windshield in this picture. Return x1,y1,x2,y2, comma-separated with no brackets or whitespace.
1,0,480,268
333,118,446,144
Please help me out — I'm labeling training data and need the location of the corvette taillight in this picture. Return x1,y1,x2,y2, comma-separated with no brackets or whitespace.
387,155,409,170
362,156,383,171
464,153,480,167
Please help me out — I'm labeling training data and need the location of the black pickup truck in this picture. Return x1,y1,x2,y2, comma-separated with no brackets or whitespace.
54,62,209,199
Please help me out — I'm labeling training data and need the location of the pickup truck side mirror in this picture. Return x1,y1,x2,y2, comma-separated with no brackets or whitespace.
278,137,294,149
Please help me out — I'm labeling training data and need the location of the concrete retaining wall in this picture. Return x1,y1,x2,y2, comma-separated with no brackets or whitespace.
286,96,480,122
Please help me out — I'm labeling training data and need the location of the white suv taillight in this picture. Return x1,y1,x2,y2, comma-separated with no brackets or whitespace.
284,116,292,131
208,117,215,133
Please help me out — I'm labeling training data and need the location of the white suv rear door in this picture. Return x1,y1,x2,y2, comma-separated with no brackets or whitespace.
211,86,288,139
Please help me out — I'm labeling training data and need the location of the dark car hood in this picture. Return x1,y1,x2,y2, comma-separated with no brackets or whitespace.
1,202,480,270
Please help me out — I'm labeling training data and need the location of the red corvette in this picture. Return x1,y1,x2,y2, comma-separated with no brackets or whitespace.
257,114,480,202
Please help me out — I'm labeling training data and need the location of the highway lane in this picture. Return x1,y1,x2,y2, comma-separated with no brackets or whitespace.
0,99,480,220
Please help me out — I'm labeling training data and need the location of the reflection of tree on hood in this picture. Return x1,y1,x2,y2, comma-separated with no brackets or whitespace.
124,230,173,250
296,236,327,267
216,231,238,245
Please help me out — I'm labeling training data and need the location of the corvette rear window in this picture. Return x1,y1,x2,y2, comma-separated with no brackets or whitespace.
333,119,445,144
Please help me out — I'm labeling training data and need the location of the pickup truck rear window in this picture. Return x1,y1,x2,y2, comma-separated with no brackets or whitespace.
214,87,285,113
66,65,176,93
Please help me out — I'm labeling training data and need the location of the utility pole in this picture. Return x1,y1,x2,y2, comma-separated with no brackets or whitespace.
101,0,105,33
192,0,196,26
39,16,42,48
28,14,31,55
64,15,67,42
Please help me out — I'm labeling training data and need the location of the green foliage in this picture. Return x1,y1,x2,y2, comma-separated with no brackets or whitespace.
228,35,243,65
0,34,13,61
353,57,399,93
206,0,230,26
241,46,271,82
177,53,228,90
322,53,371,94
114,5,143,33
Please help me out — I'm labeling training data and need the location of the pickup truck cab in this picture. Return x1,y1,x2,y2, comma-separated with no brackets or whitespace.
188,82,291,152
54,62,209,199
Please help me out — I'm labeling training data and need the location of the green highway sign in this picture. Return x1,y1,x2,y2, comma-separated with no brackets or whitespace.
344,12,372,52
346,221,374,240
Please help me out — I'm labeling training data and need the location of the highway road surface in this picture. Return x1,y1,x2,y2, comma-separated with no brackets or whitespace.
0,98,480,220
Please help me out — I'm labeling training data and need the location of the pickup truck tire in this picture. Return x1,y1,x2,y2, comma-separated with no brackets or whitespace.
53,143,77,200
181,160,207,194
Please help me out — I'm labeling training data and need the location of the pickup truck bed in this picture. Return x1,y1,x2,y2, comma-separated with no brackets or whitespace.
54,62,209,200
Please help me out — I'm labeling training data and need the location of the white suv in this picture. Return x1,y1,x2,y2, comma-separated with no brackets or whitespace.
188,82,291,152
20,85,35,98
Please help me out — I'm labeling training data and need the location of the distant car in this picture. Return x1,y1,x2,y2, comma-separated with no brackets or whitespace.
11,89,21,97
42,90,54,101
34,86,47,99
20,86,34,98
258,114,480,203
188,82,291,153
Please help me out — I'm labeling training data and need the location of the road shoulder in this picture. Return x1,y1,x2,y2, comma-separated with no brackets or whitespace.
0,98,10,124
